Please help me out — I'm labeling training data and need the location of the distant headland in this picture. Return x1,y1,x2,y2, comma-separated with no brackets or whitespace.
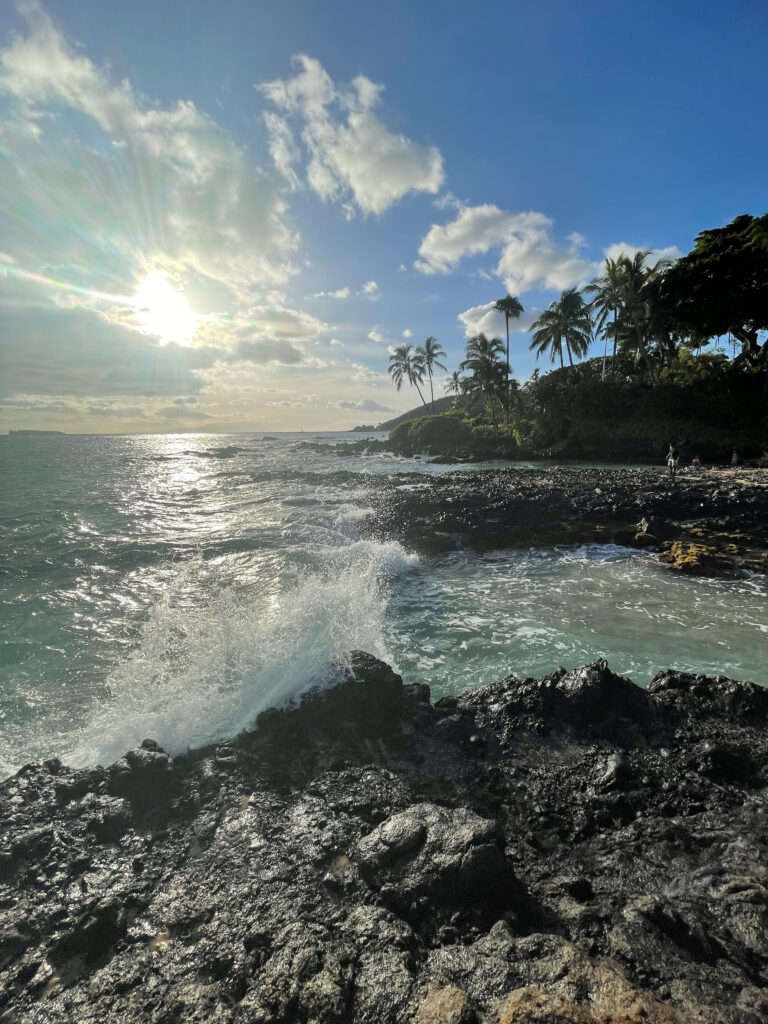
7,430,65,436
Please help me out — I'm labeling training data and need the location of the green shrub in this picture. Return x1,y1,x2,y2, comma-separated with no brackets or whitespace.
389,419,415,454
390,414,473,455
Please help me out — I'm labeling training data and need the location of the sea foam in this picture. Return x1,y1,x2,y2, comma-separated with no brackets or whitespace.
65,538,412,767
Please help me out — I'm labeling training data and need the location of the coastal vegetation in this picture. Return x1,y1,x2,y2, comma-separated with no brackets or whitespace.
494,294,524,423
420,336,447,411
385,213,768,461
387,337,448,414
529,286,591,369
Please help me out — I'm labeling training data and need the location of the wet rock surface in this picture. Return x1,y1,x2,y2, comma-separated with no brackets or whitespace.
362,466,768,576
3,652,768,1022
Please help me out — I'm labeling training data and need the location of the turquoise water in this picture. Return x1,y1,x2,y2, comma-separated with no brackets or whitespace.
1,431,766,777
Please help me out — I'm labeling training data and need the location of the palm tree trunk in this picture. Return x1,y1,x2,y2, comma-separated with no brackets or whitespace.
486,389,498,430
633,322,655,382
566,339,574,367
428,370,435,413
505,315,510,426
414,382,429,410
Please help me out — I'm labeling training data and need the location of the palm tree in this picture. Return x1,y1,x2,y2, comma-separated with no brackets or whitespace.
504,376,521,417
494,294,524,423
460,333,508,429
594,251,673,382
416,336,447,411
388,344,428,409
586,257,624,379
444,370,466,406
529,309,565,367
615,250,658,381
528,288,592,368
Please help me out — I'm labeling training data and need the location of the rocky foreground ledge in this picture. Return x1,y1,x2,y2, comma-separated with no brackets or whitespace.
3,655,768,1023
363,466,768,577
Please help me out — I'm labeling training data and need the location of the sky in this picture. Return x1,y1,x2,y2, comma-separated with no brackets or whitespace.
0,0,766,434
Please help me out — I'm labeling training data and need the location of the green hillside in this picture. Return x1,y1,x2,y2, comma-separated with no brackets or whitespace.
370,396,455,432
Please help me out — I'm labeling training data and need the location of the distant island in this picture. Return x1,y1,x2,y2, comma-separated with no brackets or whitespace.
8,429,65,436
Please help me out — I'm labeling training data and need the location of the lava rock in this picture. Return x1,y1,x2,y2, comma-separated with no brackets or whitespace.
3,654,768,1022
358,803,519,927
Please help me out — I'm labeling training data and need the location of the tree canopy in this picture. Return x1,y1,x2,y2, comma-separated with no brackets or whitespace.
494,294,524,423
385,212,767,447
529,287,592,368
388,344,428,409
416,336,447,411
661,213,768,365
460,334,509,429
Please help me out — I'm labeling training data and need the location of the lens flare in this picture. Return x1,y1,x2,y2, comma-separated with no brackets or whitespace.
0,259,311,347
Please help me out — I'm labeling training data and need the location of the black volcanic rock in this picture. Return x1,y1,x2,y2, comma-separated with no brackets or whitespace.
361,466,768,576
2,654,768,1022
459,660,655,748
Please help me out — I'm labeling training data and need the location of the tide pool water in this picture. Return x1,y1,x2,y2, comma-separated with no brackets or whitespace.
1,432,766,777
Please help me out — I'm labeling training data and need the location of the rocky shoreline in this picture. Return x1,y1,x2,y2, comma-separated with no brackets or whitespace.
362,466,768,577
3,653,768,1022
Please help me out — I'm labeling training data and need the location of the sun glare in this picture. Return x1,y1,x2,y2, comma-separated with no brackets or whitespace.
134,273,197,345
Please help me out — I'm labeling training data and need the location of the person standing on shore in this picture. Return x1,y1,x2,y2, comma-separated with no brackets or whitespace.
731,450,738,468
667,443,679,479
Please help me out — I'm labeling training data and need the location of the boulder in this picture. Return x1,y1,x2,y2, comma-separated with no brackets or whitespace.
357,803,518,926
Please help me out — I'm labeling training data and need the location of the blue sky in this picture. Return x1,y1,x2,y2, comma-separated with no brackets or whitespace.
0,0,766,432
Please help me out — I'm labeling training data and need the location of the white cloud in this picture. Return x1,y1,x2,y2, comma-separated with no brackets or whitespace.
416,204,524,274
0,305,220,399
263,112,302,191
329,338,343,347
262,303,327,339
0,7,341,427
155,404,213,421
260,55,444,216
433,191,463,211
417,201,682,301
458,301,540,340
0,394,150,420
0,3,298,299
367,329,384,343
313,286,350,299
361,280,378,296
602,243,682,266
348,361,387,383
402,328,412,338
416,203,599,294
234,339,305,365
333,398,393,412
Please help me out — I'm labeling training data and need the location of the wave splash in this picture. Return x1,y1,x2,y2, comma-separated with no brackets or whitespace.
66,538,413,768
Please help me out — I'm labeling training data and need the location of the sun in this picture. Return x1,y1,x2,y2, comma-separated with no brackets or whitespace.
134,273,197,345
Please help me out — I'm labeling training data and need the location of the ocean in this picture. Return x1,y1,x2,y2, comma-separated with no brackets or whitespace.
1,431,766,778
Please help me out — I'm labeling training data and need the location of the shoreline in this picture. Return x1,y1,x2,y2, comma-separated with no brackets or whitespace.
2,450,767,1020
3,653,768,1022
361,465,768,577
